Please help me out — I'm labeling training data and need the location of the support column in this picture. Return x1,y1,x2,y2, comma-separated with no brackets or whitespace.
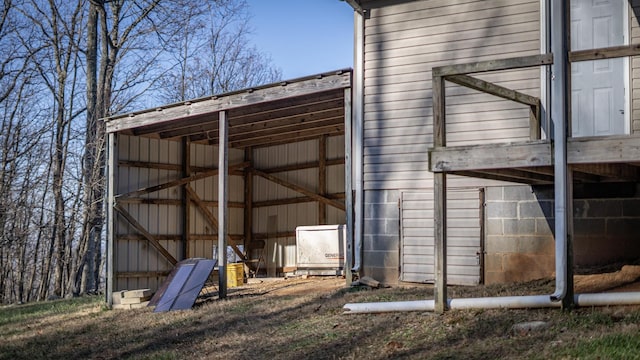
106,132,117,306
244,147,253,275
550,0,574,309
344,88,353,285
181,137,191,260
218,111,228,298
319,135,327,224
432,75,447,313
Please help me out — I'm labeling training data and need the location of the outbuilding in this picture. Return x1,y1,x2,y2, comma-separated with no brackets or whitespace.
104,70,353,302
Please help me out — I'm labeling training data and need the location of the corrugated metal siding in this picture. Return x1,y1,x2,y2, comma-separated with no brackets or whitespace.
400,189,482,285
115,135,246,290
253,136,346,273
363,0,541,190
116,135,183,291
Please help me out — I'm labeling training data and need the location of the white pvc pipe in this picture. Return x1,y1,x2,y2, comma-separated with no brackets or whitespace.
575,292,640,307
344,292,640,314
344,295,560,314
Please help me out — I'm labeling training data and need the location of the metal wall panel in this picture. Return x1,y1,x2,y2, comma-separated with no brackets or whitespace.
252,137,346,274
400,189,482,285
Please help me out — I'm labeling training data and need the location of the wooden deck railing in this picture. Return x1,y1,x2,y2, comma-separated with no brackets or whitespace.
431,54,554,149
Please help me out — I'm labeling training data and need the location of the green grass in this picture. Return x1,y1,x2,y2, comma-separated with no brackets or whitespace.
0,296,101,328
557,333,640,359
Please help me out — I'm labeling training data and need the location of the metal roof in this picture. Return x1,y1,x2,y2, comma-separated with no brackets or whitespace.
104,69,352,149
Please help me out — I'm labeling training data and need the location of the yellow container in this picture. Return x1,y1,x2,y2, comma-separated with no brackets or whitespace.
226,263,244,288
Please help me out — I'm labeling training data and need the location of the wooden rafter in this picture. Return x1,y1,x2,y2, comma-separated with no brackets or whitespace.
114,204,178,265
572,163,639,182
185,186,246,260
116,161,250,199
252,168,346,211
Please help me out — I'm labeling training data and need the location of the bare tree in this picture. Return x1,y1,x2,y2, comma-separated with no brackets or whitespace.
157,0,282,103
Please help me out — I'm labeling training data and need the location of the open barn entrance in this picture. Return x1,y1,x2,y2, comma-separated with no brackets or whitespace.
103,70,352,299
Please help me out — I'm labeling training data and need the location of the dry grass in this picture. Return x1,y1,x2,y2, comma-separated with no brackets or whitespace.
2,276,640,360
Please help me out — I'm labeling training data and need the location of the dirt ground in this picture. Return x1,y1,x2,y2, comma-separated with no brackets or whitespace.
3,271,640,360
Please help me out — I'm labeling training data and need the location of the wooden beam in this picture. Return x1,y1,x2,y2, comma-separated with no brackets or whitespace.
231,105,343,133
261,158,344,174
117,197,244,208
113,204,177,265
569,44,640,62
119,160,182,171
446,74,540,106
530,100,541,141
432,76,446,147
116,161,249,199
132,113,219,136
319,135,327,224
253,193,345,208
106,133,117,306
433,71,447,313
227,124,344,149
432,54,553,77
567,136,640,164
252,168,346,211
244,148,253,248
467,168,553,184
572,163,639,181
253,231,296,240
115,271,170,278
159,120,218,139
182,137,191,260
434,172,447,313
117,234,181,241
218,110,229,298
429,141,552,172
185,185,246,261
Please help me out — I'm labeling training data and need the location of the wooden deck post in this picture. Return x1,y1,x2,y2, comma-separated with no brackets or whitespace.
433,75,448,313
218,110,228,298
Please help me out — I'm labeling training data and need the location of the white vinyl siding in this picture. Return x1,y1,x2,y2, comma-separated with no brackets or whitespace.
363,0,541,190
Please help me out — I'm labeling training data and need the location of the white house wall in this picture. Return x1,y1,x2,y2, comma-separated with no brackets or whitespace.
360,0,541,284
363,0,541,191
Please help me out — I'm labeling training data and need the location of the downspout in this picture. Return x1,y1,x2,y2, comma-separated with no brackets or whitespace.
351,5,365,274
549,0,573,306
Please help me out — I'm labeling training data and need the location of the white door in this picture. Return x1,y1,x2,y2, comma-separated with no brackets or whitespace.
570,0,627,137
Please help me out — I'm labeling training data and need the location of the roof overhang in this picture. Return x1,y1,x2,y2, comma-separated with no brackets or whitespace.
104,69,352,149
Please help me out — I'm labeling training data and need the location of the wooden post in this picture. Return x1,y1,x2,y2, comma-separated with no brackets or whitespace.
218,110,228,298
181,137,191,260
106,132,117,306
244,147,253,275
432,75,448,313
319,135,327,224
344,88,353,285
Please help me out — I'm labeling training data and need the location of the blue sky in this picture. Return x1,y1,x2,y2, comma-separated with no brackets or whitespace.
246,0,354,79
